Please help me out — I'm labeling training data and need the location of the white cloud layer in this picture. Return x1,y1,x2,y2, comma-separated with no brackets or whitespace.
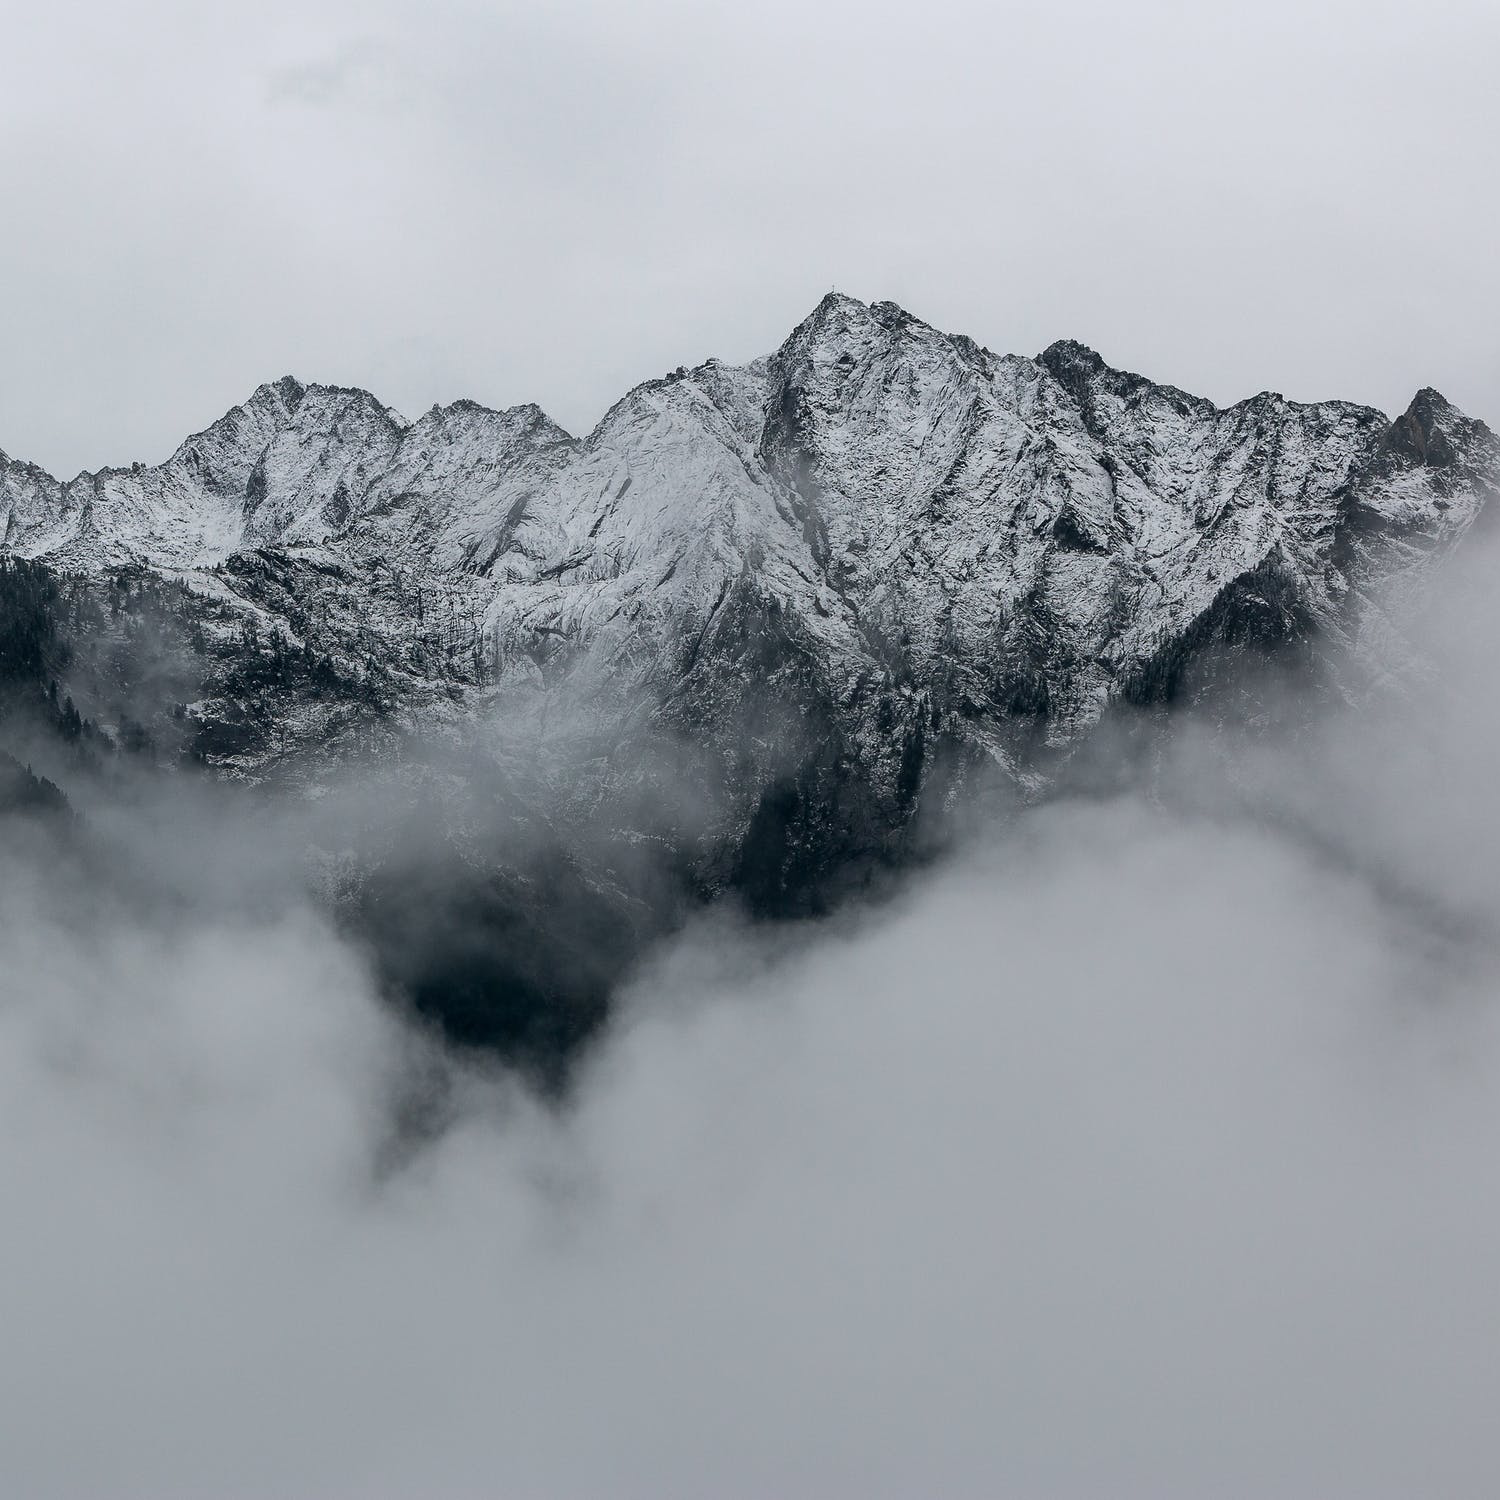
3,533,1500,1498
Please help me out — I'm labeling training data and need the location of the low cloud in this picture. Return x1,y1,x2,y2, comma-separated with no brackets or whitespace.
3,533,1500,1498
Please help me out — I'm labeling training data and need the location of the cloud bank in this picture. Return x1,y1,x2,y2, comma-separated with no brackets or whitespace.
3,537,1500,1498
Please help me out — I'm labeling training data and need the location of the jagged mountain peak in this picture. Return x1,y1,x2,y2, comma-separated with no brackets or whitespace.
5,299,1497,1072
172,375,403,468
1402,384,1488,440
1371,385,1492,477
1038,336,1148,393
778,294,977,382
411,398,573,445
787,290,946,348
2,299,1495,722
261,373,306,411
803,288,871,322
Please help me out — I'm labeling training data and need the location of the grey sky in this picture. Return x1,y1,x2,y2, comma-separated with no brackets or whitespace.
3,0,1497,478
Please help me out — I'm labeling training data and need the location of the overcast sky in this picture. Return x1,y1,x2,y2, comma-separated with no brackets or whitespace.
3,0,1497,477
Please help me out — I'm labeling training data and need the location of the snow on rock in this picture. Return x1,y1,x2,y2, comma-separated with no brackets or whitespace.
3,294,1496,820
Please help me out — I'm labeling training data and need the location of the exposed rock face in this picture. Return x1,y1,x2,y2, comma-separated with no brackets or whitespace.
3,292,1496,966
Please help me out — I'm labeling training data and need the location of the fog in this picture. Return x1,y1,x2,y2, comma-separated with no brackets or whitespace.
1,530,1498,1499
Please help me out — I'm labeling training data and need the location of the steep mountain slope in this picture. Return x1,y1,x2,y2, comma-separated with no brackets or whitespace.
2,295,1496,1059
8,295,1492,780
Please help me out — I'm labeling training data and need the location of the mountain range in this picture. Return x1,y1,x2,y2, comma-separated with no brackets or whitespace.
3,293,1495,1068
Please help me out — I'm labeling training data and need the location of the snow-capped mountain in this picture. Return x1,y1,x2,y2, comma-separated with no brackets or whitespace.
3,293,1497,903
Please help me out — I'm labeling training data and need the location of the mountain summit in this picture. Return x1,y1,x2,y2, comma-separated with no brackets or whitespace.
3,295,1497,911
